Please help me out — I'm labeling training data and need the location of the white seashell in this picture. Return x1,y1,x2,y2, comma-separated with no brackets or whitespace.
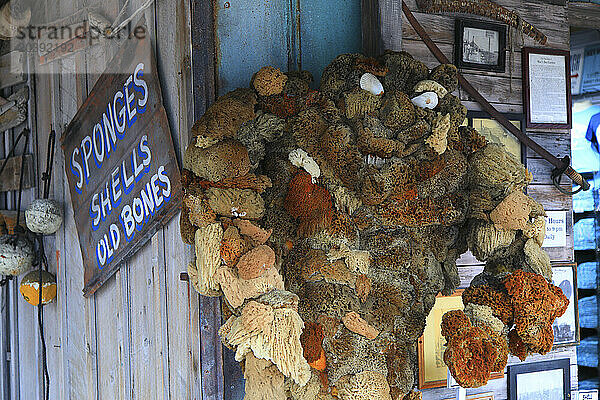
25,199,63,235
359,73,384,96
288,148,321,183
411,91,439,109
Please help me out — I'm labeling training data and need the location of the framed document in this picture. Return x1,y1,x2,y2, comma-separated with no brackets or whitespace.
551,263,580,347
465,111,526,164
508,358,571,400
523,47,572,129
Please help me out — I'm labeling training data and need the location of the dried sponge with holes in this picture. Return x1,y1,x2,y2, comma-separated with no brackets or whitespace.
183,139,251,182
252,66,288,97
191,88,256,142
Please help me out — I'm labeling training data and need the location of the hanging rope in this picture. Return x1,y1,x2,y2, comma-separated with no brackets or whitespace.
36,128,55,400
0,128,30,288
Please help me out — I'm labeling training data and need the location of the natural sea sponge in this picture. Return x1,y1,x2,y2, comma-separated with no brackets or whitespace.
236,244,276,280
191,88,256,142
441,310,508,388
490,190,531,231
523,238,551,279
342,311,380,339
337,371,392,400
469,144,532,198
183,193,216,227
220,225,249,267
504,269,568,355
300,321,325,364
467,220,516,262
233,218,272,246
242,301,275,334
425,113,450,154
463,303,505,334
243,352,287,400
179,206,197,245
188,223,223,296
462,284,513,325
342,87,382,119
285,171,334,237
216,265,284,309
355,274,371,302
184,139,251,182
253,66,288,97
223,305,311,386
413,79,448,98
379,91,416,131
429,64,459,93
380,51,429,93
206,187,265,219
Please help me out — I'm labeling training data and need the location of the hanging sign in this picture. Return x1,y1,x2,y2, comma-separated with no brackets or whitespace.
570,47,585,96
542,211,567,248
581,44,600,94
61,23,182,296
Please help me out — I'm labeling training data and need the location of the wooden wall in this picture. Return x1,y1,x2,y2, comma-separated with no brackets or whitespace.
0,0,204,399
401,0,578,398
0,0,578,399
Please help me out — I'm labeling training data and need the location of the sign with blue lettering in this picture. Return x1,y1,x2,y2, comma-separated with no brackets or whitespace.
61,24,182,296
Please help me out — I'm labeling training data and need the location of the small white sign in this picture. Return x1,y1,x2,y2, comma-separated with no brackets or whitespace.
579,389,599,400
543,211,567,248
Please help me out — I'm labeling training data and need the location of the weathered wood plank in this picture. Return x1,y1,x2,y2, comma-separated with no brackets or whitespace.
95,272,129,400
54,53,99,400
0,52,25,89
154,0,203,397
527,185,573,210
379,0,403,52
569,2,600,29
525,132,571,160
0,154,34,192
458,74,522,105
402,0,569,49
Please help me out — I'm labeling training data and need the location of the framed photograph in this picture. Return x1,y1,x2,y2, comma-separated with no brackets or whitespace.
465,111,526,164
454,18,507,72
522,47,572,129
444,393,494,400
551,263,580,347
508,358,571,400
418,290,502,388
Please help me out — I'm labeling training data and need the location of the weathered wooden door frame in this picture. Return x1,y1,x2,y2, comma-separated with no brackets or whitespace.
189,1,227,400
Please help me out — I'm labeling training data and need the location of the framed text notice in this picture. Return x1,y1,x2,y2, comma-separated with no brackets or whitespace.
61,23,182,296
522,47,572,129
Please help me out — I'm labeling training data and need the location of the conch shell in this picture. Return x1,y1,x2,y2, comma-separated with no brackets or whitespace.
359,73,384,96
411,91,438,109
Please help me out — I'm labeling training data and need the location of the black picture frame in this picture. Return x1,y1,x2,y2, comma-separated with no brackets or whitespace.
551,263,580,348
522,47,572,129
508,358,571,400
465,111,527,165
454,18,507,72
